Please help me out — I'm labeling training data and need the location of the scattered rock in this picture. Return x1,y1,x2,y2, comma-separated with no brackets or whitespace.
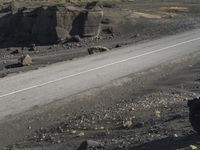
19,54,32,66
115,44,122,48
70,35,81,43
77,140,102,150
78,132,85,137
100,126,105,130
190,145,198,150
155,110,161,118
57,126,64,133
131,34,140,38
102,26,114,34
102,2,114,8
101,18,111,24
174,133,178,138
123,118,133,128
88,46,109,55
3,60,7,64
10,49,19,55
71,130,77,134
29,44,37,51
149,125,161,134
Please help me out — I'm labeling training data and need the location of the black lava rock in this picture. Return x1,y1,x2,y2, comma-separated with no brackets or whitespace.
188,98,200,134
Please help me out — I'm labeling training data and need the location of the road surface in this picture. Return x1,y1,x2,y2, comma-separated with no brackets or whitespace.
0,29,200,121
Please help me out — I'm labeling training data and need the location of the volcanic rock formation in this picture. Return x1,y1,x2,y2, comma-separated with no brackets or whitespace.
0,2,103,45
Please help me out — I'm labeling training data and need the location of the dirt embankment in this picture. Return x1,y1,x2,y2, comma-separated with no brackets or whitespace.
1,51,200,149
0,1,200,77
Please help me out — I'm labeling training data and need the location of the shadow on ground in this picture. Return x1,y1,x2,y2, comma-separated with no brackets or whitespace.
5,63,22,69
130,134,200,150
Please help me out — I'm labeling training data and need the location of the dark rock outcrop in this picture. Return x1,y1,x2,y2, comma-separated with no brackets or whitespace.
188,97,200,134
0,2,103,46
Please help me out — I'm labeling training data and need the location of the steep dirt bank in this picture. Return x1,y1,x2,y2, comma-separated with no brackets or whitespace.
1,51,200,149
0,1,200,78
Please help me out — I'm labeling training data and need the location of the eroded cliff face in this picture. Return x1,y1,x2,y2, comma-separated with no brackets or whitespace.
0,3,103,45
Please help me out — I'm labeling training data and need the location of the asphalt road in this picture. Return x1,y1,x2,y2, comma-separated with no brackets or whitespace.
0,29,200,121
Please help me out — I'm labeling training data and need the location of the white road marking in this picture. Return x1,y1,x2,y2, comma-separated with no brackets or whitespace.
0,37,200,98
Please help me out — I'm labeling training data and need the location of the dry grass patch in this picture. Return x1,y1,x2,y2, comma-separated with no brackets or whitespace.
160,6,188,13
128,11,162,19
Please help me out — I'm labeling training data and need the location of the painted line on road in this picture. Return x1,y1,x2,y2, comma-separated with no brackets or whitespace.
1,37,200,98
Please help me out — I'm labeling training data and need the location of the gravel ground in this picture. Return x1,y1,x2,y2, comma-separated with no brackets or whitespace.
1,51,200,149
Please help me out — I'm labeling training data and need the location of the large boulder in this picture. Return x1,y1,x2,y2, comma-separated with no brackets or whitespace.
188,97,200,134
19,54,32,66
81,8,103,37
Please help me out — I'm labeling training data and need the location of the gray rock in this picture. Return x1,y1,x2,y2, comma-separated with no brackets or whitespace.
81,8,103,37
88,46,109,55
19,54,32,66
77,140,102,150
